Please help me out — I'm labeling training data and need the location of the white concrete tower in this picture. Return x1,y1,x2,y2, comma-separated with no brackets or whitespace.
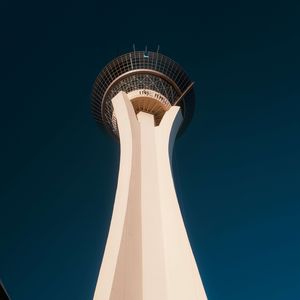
91,51,207,300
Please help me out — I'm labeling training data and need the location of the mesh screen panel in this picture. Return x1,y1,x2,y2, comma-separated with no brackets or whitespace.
91,51,195,137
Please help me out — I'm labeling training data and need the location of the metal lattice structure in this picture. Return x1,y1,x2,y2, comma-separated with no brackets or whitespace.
91,51,195,137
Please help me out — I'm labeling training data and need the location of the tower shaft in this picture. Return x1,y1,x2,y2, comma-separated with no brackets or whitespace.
93,92,207,300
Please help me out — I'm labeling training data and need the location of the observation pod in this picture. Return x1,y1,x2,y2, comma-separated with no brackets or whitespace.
91,51,207,300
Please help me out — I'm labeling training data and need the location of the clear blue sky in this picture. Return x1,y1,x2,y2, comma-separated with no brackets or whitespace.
1,0,300,299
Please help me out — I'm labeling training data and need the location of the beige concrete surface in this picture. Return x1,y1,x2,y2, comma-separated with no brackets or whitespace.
93,91,207,300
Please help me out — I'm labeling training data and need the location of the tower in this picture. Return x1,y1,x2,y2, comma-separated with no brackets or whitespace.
91,50,207,300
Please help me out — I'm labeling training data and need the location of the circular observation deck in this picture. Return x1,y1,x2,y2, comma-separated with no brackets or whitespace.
91,51,195,137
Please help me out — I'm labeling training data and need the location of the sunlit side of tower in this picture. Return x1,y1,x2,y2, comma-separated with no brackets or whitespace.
91,50,207,300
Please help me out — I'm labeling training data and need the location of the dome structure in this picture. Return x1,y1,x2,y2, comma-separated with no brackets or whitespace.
91,50,195,137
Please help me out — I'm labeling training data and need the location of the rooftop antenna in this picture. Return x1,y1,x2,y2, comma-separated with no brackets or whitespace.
130,44,136,69
155,44,160,68
129,53,134,70
144,45,149,58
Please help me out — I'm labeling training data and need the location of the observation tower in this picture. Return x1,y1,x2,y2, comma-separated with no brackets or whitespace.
91,50,207,300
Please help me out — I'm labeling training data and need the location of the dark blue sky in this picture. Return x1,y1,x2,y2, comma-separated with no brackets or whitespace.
1,0,300,299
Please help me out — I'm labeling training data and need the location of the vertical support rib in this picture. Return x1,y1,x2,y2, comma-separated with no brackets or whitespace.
93,92,142,300
138,112,167,300
155,107,208,300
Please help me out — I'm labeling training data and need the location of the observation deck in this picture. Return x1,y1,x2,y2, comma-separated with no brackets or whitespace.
91,51,195,137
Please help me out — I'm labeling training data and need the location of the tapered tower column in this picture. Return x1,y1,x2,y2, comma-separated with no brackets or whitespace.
93,92,207,300
91,50,208,300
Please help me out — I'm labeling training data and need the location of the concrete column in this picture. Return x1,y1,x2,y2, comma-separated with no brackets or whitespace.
93,91,142,300
93,91,207,300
